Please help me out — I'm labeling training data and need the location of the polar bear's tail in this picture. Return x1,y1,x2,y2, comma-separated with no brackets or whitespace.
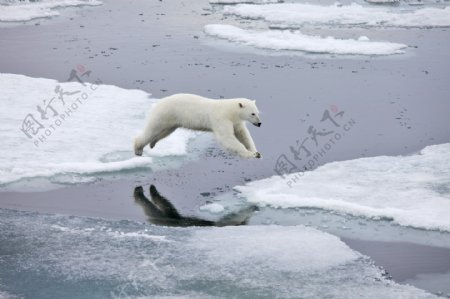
134,136,145,156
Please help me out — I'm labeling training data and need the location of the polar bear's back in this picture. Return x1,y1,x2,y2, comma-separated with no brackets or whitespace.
154,93,216,117
160,93,213,106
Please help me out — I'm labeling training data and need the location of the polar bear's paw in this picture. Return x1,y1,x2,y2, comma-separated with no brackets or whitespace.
242,151,262,159
135,148,143,156
134,137,144,156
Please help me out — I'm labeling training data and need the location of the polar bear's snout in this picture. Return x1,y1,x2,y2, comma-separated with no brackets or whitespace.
250,114,261,127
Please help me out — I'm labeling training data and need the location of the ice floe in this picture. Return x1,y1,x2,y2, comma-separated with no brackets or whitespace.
365,0,400,4
224,3,450,28
204,24,407,55
199,202,225,213
0,73,195,188
0,208,437,298
0,0,101,22
235,143,450,231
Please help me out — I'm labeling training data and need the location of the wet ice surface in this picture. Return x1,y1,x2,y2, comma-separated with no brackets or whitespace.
198,187,450,295
135,182,450,296
0,208,437,299
0,73,197,191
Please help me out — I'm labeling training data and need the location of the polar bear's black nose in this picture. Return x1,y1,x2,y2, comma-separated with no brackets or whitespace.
257,122,261,127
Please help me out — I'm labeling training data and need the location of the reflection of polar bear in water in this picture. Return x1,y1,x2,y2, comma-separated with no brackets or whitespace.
134,93,262,159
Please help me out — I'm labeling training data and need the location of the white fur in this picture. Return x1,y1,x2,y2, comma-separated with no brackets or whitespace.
134,93,261,158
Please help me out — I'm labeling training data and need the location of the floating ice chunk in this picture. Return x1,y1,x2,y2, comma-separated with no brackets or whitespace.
224,3,450,28
358,35,370,41
0,73,195,188
235,143,450,231
0,208,437,298
199,202,225,213
365,0,400,4
0,0,102,22
204,24,406,55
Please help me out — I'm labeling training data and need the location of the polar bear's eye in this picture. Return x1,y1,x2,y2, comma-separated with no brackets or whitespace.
251,113,255,116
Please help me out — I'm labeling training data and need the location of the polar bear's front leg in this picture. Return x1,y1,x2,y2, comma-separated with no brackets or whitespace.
234,123,257,152
213,122,260,158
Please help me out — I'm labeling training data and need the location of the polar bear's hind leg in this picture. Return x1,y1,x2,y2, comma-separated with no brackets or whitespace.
149,127,177,149
135,120,177,155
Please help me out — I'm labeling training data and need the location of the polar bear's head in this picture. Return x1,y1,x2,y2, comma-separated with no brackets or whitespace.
238,99,261,127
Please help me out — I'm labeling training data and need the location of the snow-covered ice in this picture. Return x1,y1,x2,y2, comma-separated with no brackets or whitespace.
0,208,437,298
224,3,450,28
204,24,407,55
235,143,450,232
0,0,101,22
0,73,195,189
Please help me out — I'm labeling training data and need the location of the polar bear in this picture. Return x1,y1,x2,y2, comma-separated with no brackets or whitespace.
134,93,262,158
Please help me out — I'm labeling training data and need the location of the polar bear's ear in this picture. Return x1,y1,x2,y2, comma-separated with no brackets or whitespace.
239,103,244,108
